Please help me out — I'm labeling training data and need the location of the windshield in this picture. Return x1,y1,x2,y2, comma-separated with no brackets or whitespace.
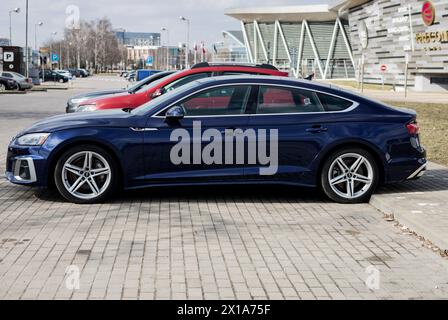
127,71,173,93
11,72,25,79
133,80,200,115
135,71,182,94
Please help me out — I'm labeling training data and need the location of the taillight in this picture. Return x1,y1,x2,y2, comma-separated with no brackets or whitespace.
406,122,419,136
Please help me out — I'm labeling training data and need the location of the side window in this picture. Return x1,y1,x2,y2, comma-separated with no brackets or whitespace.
316,93,353,112
256,86,324,114
177,85,251,116
3,73,12,78
163,72,211,93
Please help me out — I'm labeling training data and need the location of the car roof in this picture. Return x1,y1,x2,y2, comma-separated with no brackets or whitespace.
189,75,368,101
194,74,332,90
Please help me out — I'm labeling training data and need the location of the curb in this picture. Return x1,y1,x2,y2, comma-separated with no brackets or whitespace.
370,194,448,252
0,91,27,95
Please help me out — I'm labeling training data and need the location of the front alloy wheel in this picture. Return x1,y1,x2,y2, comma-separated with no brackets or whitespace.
321,148,378,204
55,145,118,203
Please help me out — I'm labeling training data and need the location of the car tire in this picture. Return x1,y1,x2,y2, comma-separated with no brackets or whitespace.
54,145,119,204
59,79,64,83
320,147,378,204
0,83,5,91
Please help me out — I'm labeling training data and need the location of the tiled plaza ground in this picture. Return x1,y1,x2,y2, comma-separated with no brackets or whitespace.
0,77,447,299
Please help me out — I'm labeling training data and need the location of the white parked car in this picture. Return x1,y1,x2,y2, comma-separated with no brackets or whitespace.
54,70,73,80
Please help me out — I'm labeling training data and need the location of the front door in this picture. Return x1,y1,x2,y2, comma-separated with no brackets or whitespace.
141,84,254,184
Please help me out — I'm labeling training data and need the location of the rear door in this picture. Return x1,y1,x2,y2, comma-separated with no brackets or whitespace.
245,85,335,184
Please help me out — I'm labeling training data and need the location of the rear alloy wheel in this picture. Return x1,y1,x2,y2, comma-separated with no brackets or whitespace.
0,83,5,91
321,148,378,204
54,145,118,204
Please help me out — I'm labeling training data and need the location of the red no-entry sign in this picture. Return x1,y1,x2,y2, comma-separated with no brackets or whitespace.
380,65,387,72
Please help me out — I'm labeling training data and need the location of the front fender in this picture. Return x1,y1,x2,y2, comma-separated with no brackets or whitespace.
41,127,144,187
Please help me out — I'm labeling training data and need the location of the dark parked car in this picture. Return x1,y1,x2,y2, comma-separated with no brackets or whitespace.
79,69,90,77
39,69,70,83
1,71,33,90
5,76,426,204
68,68,82,78
66,70,174,113
0,76,19,91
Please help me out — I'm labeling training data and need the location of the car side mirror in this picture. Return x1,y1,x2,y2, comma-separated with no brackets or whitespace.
151,88,165,98
165,106,185,121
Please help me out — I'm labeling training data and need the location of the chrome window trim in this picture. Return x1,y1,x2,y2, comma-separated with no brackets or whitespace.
151,82,359,119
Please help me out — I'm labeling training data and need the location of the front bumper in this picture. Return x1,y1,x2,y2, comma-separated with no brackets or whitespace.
66,102,78,113
5,157,37,184
5,144,49,187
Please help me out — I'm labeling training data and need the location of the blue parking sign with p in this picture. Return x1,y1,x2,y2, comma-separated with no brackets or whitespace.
146,55,153,66
52,53,59,63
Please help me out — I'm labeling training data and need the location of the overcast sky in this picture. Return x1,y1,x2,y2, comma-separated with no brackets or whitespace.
1,0,327,49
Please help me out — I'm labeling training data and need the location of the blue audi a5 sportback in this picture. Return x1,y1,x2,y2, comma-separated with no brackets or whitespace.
5,76,426,204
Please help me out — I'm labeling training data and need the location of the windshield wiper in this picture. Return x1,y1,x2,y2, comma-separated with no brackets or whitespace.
122,107,133,113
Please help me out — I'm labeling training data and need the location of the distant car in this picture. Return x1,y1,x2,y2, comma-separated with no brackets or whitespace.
79,69,90,77
1,71,33,90
66,70,174,113
68,68,82,78
126,71,136,81
54,70,73,80
77,63,289,112
0,76,19,91
39,70,70,83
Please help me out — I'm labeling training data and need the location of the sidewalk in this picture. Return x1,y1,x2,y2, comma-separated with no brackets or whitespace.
371,162,448,252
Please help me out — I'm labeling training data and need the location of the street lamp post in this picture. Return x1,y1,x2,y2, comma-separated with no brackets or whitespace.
25,0,29,77
50,31,57,71
34,22,43,50
161,27,170,70
179,16,190,69
8,7,20,46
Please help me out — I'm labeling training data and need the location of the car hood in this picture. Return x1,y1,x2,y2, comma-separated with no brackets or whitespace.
70,89,126,101
20,109,138,135
81,91,132,105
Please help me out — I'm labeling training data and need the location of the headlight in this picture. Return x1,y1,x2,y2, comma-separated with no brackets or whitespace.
16,133,50,146
76,104,97,112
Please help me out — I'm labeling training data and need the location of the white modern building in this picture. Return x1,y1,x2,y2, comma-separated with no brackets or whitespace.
226,0,448,92
211,31,248,63
225,3,355,79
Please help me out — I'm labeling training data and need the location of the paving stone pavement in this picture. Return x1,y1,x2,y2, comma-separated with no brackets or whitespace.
372,162,448,252
1,181,448,299
1,77,448,300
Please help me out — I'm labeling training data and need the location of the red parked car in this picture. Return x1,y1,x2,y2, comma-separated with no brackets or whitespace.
76,63,289,112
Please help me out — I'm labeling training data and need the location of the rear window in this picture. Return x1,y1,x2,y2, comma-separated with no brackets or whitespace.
316,93,353,112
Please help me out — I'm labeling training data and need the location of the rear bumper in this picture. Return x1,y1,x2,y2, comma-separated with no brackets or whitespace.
407,163,427,180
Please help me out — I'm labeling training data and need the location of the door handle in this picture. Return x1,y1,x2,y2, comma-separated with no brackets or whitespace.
306,125,328,134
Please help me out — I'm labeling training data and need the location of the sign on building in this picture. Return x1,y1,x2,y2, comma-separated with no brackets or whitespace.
3,52,14,62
